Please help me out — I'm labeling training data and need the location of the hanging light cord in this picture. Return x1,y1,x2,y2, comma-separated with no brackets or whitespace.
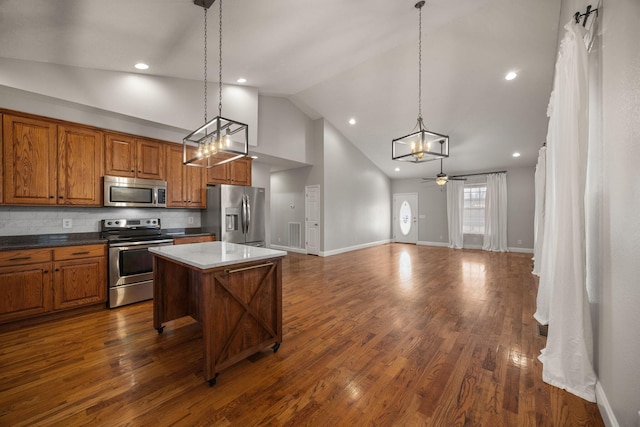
418,3,422,123
218,0,223,117
203,8,208,124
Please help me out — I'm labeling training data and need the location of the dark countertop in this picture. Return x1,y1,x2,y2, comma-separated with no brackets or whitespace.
0,228,213,251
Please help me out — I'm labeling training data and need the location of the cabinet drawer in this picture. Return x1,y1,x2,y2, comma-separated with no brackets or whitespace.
0,248,52,267
173,235,215,245
53,244,106,261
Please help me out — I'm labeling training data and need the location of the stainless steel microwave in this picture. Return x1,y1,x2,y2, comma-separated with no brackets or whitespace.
103,175,167,208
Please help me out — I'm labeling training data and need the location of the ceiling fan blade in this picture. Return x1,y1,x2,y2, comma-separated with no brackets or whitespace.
421,177,437,181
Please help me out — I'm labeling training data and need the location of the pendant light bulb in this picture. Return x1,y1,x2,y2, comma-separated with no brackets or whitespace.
225,130,232,147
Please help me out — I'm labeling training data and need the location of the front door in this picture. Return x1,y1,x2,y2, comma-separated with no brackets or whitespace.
393,193,418,244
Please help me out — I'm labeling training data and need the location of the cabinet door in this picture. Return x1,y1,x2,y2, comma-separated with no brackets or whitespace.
3,114,57,205
53,257,106,310
136,139,165,180
166,144,187,207
229,157,252,186
206,153,230,185
185,154,205,208
0,113,3,204
58,125,104,206
0,263,53,323
105,133,136,177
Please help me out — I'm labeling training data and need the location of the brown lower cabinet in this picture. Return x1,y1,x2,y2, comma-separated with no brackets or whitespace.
0,244,107,324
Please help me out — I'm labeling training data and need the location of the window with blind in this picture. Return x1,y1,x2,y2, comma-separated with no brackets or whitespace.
463,184,486,234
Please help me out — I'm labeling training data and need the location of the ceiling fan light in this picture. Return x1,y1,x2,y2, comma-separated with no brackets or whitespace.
436,175,448,186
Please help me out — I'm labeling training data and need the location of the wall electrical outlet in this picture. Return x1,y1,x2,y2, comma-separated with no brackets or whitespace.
63,219,73,229
188,216,194,224
517,239,522,244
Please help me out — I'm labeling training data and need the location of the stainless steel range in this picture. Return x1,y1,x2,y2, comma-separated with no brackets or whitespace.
101,218,173,308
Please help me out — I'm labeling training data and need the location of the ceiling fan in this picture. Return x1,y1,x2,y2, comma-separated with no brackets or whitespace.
421,159,467,186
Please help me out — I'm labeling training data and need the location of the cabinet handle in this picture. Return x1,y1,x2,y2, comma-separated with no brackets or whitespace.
72,251,90,255
225,262,274,274
44,270,49,273
49,196,55,199
138,170,142,173
59,196,64,199
9,256,31,261
131,169,135,172
55,268,60,272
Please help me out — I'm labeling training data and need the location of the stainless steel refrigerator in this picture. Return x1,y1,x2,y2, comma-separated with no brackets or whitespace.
202,185,266,247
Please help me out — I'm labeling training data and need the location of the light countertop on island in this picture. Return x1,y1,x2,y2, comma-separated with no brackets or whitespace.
149,241,286,270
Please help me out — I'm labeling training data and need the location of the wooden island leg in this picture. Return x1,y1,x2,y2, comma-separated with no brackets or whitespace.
199,270,218,385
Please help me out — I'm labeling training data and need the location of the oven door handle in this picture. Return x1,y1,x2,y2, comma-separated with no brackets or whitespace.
109,239,174,248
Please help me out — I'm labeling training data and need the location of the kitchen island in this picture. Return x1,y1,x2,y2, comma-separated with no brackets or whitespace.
149,242,286,385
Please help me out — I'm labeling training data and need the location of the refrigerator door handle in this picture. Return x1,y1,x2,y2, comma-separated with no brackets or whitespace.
241,194,247,234
246,193,251,235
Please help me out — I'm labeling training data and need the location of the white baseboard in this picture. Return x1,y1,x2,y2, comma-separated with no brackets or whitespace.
464,244,483,250
508,246,534,253
269,244,307,254
417,241,449,247
596,381,619,427
320,239,391,257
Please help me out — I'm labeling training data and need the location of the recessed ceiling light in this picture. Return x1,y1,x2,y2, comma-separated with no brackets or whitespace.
237,78,247,83
348,118,356,125
395,167,400,172
250,155,259,159
134,63,149,70
512,152,521,157
505,71,517,80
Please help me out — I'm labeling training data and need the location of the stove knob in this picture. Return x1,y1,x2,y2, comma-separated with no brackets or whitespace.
147,220,151,224
107,222,112,226
115,221,120,225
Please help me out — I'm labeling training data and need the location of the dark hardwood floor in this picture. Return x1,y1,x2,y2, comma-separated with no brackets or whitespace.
0,244,604,426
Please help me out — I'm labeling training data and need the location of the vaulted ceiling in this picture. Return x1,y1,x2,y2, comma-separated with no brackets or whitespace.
0,0,560,178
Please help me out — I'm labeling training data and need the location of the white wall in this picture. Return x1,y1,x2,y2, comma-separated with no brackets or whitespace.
590,0,640,425
322,120,391,253
256,96,315,164
270,167,311,248
0,58,258,147
391,167,535,251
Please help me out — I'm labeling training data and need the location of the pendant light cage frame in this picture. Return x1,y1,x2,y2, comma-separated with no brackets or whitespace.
184,0,249,168
392,0,449,164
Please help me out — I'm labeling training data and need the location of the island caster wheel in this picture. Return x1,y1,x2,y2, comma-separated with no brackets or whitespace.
156,326,165,334
272,342,281,353
208,373,219,387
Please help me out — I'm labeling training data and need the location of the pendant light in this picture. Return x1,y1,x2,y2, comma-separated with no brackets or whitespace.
183,0,248,168
392,1,449,163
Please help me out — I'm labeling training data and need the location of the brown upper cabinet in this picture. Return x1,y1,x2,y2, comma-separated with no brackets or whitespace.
166,144,205,208
105,133,165,180
2,114,104,206
206,153,252,186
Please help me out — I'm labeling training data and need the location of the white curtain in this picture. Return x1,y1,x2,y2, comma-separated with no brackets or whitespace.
482,173,508,252
532,146,547,276
535,22,597,403
446,180,464,249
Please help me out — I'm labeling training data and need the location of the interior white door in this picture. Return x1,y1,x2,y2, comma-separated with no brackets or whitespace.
305,185,320,255
393,193,418,244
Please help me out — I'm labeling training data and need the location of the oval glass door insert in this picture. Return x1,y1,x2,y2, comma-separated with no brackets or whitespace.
399,201,412,235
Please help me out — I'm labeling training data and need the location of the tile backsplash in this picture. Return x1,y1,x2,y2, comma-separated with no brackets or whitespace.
0,207,201,236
